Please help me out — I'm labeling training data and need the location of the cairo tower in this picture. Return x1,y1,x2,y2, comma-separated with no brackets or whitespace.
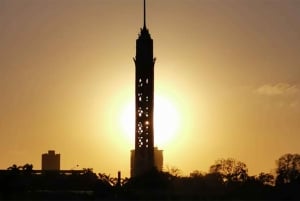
130,0,162,177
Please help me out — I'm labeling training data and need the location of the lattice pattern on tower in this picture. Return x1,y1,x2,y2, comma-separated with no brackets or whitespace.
136,77,152,148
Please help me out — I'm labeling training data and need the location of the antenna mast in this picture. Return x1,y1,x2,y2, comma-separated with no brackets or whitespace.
143,0,146,28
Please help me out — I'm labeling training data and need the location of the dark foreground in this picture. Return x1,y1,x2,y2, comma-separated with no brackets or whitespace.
1,168,300,200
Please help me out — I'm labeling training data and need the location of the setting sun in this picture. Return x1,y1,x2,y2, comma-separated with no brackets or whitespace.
121,94,181,148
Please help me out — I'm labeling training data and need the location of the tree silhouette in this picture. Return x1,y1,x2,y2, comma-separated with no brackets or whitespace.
165,165,182,177
7,164,21,174
98,173,117,186
257,172,274,186
276,153,300,185
189,170,205,178
21,164,33,175
209,158,248,184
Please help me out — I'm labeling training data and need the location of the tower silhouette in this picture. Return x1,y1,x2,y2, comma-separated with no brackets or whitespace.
131,0,156,177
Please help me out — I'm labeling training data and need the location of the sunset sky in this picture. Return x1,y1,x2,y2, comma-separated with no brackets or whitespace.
0,0,299,177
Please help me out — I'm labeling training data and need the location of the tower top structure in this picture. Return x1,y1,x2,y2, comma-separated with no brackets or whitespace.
143,0,146,28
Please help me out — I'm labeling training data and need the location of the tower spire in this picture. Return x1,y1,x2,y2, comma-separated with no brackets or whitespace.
143,0,146,28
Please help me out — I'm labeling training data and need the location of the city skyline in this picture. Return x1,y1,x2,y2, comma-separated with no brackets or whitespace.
0,0,300,177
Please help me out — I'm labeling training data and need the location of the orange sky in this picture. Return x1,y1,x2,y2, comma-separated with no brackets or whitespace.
0,0,299,177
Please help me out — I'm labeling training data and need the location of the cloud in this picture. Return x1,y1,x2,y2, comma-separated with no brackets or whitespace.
256,83,299,96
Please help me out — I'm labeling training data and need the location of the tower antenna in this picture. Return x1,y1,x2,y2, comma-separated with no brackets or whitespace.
143,0,146,28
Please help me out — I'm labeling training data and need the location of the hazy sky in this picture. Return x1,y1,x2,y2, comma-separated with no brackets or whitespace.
0,0,299,177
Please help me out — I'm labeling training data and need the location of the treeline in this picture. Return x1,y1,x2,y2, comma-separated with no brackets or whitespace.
1,153,300,200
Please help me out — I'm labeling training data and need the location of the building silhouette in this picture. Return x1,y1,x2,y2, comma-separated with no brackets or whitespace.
154,147,163,171
130,147,163,177
131,0,156,177
41,150,60,170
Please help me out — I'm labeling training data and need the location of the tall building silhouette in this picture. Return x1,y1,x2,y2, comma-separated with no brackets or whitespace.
131,147,163,177
131,0,156,177
42,150,60,170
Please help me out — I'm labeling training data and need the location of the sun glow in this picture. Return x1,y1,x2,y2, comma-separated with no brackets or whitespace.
120,95,181,148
